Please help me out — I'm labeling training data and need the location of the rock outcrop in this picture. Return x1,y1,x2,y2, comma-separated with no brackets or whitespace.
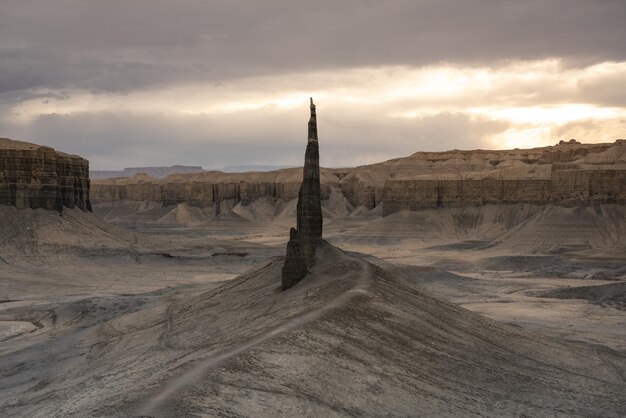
0,138,92,212
282,99,323,290
296,98,323,265
382,152,626,216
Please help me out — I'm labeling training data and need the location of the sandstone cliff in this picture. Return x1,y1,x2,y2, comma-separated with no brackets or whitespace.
382,142,626,216
0,138,91,212
92,170,336,208
91,140,625,218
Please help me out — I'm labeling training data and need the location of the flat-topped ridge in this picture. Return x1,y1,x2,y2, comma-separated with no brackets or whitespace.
0,137,92,212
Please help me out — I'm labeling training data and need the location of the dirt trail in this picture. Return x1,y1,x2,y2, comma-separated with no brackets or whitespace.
137,259,372,416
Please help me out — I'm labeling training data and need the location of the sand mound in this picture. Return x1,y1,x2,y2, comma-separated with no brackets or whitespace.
0,205,142,265
93,200,172,228
0,205,258,265
272,198,298,226
95,192,356,231
204,209,252,225
156,203,213,227
253,191,355,227
494,204,626,253
231,197,280,223
323,186,354,218
329,204,626,255
331,204,543,245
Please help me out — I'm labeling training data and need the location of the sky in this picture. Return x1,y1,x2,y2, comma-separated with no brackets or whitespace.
1,0,625,170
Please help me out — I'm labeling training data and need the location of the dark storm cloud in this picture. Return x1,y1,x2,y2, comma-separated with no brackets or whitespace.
1,0,625,93
1,1,625,169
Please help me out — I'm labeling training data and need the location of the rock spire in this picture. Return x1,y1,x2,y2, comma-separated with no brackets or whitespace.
282,98,323,290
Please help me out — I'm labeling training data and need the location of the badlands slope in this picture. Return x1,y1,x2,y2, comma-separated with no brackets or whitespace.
1,236,625,417
0,199,625,416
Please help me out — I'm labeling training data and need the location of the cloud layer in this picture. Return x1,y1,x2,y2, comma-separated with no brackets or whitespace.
1,1,625,169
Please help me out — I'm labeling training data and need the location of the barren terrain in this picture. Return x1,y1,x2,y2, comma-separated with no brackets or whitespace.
0,200,625,417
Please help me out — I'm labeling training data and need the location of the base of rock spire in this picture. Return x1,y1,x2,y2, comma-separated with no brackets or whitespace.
281,228,308,290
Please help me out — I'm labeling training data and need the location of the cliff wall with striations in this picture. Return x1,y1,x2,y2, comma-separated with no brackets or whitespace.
383,179,552,215
550,164,626,206
383,163,626,216
0,138,91,212
91,140,625,216
91,171,335,209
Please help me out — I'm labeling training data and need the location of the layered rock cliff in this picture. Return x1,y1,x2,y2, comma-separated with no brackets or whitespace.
91,139,625,219
382,142,626,216
0,138,92,212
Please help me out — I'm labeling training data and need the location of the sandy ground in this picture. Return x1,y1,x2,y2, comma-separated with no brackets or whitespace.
0,204,625,416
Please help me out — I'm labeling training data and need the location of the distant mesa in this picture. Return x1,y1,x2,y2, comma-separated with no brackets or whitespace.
0,137,91,212
282,98,323,290
220,164,295,173
91,138,626,224
91,165,205,180
91,165,297,179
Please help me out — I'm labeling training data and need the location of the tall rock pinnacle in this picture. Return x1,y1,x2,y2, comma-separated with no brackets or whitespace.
297,97,323,264
282,98,323,290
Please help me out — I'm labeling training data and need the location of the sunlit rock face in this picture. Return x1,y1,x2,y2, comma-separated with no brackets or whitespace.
282,99,323,290
0,138,92,212
382,141,626,216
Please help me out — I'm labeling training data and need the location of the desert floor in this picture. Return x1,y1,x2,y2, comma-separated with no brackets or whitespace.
0,205,624,416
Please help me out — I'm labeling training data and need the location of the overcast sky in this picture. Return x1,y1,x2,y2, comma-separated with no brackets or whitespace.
1,0,625,169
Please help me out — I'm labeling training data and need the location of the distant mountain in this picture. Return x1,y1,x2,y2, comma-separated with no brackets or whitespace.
91,165,205,179
219,164,295,173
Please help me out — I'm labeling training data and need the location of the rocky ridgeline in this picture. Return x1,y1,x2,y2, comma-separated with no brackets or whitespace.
382,142,626,216
91,139,626,216
91,165,205,180
0,138,91,212
282,99,323,290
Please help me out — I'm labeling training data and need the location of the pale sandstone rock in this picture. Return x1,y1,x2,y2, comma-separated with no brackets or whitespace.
90,140,625,216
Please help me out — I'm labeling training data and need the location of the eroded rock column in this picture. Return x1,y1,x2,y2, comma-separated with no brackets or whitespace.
282,98,323,290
